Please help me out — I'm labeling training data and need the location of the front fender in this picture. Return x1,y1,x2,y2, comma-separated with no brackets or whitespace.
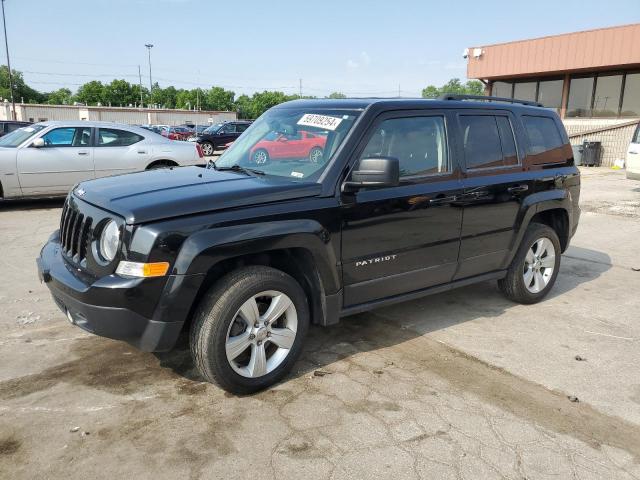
174,219,341,294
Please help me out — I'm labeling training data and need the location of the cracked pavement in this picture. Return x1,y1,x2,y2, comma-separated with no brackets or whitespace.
1,168,640,479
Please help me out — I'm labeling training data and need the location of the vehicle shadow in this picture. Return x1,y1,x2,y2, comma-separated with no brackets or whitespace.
0,198,64,212
157,246,612,389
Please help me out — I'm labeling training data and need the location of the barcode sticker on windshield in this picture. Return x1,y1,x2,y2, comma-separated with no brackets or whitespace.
297,114,342,131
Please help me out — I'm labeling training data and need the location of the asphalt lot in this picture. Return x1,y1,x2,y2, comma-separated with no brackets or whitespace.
1,168,639,479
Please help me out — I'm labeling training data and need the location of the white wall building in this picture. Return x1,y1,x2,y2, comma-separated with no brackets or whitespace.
1,102,237,126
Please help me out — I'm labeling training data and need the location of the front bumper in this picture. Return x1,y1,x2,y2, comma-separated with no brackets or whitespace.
37,232,184,352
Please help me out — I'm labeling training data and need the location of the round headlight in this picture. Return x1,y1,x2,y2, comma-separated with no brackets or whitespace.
99,220,120,262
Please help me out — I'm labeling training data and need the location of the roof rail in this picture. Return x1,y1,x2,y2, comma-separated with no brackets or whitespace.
438,94,543,108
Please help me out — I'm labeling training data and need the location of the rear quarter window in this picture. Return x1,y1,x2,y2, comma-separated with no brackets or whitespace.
522,116,564,155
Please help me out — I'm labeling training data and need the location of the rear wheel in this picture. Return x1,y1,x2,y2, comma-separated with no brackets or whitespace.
201,142,214,156
190,266,309,394
252,149,270,165
498,222,561,304
308,147,323,163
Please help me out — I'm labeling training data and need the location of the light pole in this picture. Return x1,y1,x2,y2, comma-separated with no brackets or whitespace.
1,0,16,120
145,44,153,104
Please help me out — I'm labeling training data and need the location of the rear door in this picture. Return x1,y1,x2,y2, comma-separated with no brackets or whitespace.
93,128,147,178
454,110,529,279
16,126,94,196
341,110,464,306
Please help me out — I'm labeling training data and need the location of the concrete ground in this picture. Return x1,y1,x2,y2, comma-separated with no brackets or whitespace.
1,168,639,479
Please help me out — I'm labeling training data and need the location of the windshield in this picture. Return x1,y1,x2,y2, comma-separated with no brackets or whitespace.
0,124,46,148
214,108,361,181
204,123,223,134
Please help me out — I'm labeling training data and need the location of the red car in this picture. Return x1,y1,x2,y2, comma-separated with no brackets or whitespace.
161,126,192,141
250,130,326,165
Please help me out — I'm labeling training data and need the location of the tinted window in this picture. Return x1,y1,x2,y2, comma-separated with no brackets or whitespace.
98,128,144,147
492,81,512,98
522,116,564,155
537,79,564,110
360,116,449,177
6,123,25,133
514,82,537,102
593,75,622,117
496,117,518,165
567,77,594,117
621,73,640,117
236,123,249,132
460,116,503,169
42,127,91,147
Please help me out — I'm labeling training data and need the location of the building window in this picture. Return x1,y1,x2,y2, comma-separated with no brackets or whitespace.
537,79,564,110
621,73,640,117
592,74,623,117
567,77,595,117
513,82,537,102
492,81,512,98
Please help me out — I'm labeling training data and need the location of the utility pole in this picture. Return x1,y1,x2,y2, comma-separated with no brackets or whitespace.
138,65,144,107
145,44,153,102
398,83,401,98
299,78,302,97
1,0,16,120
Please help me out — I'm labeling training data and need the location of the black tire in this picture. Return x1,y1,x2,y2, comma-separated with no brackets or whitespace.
201,142,214,156
190,266,309,394
147,160,176,170
498,222,561,304
252,149,270,165
308,146,323,163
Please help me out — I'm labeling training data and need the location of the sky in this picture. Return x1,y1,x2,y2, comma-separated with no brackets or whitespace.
4,0,640,98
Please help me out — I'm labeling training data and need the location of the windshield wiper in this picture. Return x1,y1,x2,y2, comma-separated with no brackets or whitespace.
212,163,265,176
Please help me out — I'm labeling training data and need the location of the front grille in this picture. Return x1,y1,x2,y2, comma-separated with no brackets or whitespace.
60,200,93,263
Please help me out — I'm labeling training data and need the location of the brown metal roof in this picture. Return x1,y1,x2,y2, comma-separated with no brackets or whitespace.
467,23,640,80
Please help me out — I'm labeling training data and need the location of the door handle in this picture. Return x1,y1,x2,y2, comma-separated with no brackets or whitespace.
137,150,147,154
77,151,89,156
629,151,639,155
507,184,528,194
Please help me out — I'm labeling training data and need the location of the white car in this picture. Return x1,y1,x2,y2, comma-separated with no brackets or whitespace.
0,121,204,199
627,124,640,180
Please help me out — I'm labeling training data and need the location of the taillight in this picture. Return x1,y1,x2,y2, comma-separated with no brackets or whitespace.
196,144,204,158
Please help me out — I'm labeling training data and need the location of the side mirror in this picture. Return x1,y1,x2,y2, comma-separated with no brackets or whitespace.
32,138,45,148
343,157,400,191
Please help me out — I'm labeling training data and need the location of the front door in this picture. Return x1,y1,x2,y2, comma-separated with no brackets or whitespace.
16,126,94,196
341,111,464,306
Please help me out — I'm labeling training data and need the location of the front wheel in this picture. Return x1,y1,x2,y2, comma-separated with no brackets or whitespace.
498,222,561,304
200,142,214,156
190,266,309,394
252,149,270,165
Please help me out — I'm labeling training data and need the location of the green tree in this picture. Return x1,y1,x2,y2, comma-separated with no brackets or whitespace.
250,91,296,118
0,66,44,103
44,88,73,105
421,78,486,99
103,79,138,106
206,86,235,111
151,85,177,108
327,92,346,99
235,94,254,119
74,80,106,105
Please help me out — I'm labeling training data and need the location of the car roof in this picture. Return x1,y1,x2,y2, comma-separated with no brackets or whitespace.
275,98,552,115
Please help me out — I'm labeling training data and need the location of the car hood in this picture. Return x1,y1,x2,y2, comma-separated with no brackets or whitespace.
75,166,322,224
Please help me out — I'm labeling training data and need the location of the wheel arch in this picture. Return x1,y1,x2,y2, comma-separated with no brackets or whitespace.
146,159,179,170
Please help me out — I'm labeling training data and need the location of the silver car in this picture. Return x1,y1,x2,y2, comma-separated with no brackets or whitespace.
0,121,204,199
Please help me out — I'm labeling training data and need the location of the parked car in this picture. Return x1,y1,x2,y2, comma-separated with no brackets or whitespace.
0,120,31,138
0,121,204,199
196,120,252,156
187,125,210,142
161,126,192,141
250,130,327,165
37,97,580,394
626,123,640,180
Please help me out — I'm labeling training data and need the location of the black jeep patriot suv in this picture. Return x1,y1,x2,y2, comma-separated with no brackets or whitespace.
38,96,580,393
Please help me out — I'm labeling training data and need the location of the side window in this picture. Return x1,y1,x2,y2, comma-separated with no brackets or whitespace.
42,127,91,147
460,116,504,169
522,116,564,155
220,124,236,134
359,116,450,177
7,123,24,133
236,124,249,133
97,128,144,147
496,117,518,166
634,125,640,144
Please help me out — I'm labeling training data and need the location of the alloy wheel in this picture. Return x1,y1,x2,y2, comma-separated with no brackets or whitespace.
523,237,556,293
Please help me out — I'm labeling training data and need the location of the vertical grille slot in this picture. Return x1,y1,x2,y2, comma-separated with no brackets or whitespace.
59,202,93,264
